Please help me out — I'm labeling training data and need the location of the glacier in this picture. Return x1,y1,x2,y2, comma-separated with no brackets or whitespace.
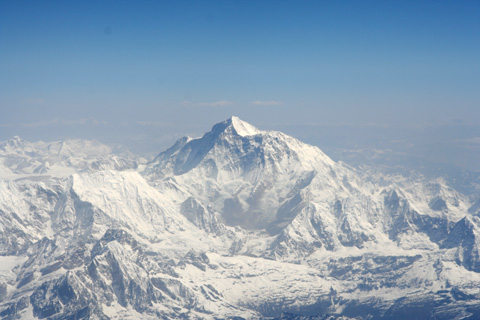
1,117,480,319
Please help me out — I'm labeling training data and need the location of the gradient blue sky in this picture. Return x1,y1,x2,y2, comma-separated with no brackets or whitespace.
1,1,479,169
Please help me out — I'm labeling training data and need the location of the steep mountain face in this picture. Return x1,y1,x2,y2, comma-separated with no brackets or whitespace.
145,117,384,258
0,179,60,255
1,117,480,319
146,117,337,230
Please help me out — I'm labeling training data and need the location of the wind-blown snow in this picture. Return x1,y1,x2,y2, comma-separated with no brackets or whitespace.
230,116,261,136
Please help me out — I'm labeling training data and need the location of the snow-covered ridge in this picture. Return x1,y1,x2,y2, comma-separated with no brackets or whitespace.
146,115,334,178
0,136,141,179
230,116,261,136
1,117,480,319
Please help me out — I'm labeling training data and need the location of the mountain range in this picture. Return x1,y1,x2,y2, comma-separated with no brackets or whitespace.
1,117,480,319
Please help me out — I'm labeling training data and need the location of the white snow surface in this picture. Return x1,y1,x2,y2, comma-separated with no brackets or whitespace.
230,116,261,136
0,136,141,179
1,117,480,319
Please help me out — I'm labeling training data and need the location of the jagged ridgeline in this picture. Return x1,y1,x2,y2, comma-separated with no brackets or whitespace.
1,117,480,319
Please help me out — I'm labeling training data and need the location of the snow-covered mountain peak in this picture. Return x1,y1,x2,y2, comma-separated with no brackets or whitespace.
0,135,26,151
0,137,141,179
3,119,480,319
144,117,351,234
229,116,261,136
203,116,262,141
8,135,24,145
146,117,336,180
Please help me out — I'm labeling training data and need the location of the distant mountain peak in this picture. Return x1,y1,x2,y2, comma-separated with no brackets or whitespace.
5,135,26,147
228,116,261,137
147,116,336,180
207,116,262,139
10,135,23,142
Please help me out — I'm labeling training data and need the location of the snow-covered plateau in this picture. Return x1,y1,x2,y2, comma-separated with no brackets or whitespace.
1,117,480,319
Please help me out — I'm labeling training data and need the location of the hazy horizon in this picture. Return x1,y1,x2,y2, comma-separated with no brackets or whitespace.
1,1,479,171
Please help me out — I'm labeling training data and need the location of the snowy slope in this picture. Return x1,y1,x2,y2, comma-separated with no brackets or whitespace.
145,117,350,249
1,118,480,319
145,117,468,259
0,137,140,179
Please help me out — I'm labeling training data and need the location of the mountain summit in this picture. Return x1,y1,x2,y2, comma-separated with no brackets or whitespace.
1,118,480,319
147,116,334,178
213,116,262,137
146,117,343,233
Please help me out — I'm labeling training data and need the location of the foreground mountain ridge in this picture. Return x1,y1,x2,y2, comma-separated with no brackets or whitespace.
1,117,480,319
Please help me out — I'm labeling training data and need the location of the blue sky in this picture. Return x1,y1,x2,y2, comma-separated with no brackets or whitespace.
1,1,479,169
